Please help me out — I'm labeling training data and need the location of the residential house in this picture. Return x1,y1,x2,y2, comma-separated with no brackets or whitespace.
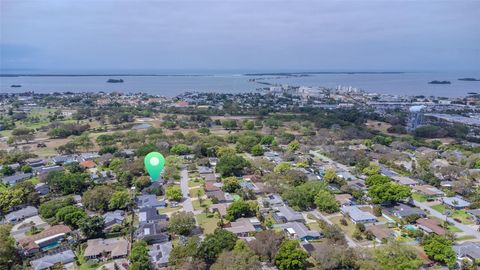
138,207,168,224
441,196,471,209
264,194,284,207
80,160,96,169
35,183,49,196
209,203,230,217
30,249,75,270
335,194,354,206
136,195,166,209
5,206,38,223
11,215,49,241
208,158,218,166
2,172,33,185
413,185,444,198
273,206,304,223
149,241,173,268
79,152,100,161
416,218,446,236
225,218,261,237
26,158,46,168
35,166,63,177
366,224,396,242
205,181,221,192
341,206,377,224
392,176,418,186
103,210,125,232
206,190,233,203
84,237,129,260
202,173,217,182
467,209,480,224
18,225,71,255
135,222,169,244
453,242,480,263
51,155,78,164
383,203,426,220
275,222,321,241
198,166,214,174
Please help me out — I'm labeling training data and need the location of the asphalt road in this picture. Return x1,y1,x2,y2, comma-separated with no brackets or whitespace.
180,168,194,213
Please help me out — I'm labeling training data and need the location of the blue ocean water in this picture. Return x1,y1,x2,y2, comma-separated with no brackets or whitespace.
1,71,480,97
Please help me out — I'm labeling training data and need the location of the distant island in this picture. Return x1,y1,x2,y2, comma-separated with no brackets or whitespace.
10,84,22,88
459,78,480,81
107,79,124,83
428,80,451,84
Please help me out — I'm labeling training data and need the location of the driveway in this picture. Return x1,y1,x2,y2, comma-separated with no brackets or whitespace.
180,168,194,213
413,200,480,240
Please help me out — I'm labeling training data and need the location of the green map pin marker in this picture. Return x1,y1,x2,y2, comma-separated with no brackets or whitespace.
144,152,165,182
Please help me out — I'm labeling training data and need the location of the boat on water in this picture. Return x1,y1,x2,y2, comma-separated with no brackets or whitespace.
428,80,451,84
107,79,124,83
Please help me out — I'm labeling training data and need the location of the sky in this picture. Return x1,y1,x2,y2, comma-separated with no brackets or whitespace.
1,0,479,73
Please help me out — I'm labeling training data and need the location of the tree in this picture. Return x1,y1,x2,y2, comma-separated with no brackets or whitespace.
260,135,275,145
315,190,339,213
312,244,357,270
0,224,21,269
39,197,74,219
422,235,456,268
287,140,300,152
225,200,257,221
82,185,115,212
365,174,391,187
79,216,105,239
109,190,130,210
368,182,411,204
322,168,337,183
0,166,14,176
251,144,264,156
166,185,183,201
211,248,261,270
169,236,202,266
222,177,241,193
168,211,196,236
282,181,326,211
243,120,255,130
362,163,381,176
284,170,307,187
216,154,250,177
73,133,94,151
11,127,35,144
196,228,238,265
374,241,423,270
274,162,291,174
197,127,210,135
373,205,382,217
20,164,32,173
274,240,308,270
130,241,151,270
248,230,284,262
45,171,89,195
171,144,192,155
216,146,236,158
55,205,87,228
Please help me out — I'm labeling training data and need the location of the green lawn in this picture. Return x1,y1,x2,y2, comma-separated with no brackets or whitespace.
159,205,182,214
412,193,428,202
456,235,476,241
196,213,220,234
193,198,212,210
431,204,474,224
446,224,462,233
189,187,205,198
188,179,203,188
330,216,356,238
307,222,322,232
431,204,447,213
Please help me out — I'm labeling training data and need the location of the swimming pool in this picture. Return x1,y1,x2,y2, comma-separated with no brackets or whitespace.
41,242,60,251
404,225,416,230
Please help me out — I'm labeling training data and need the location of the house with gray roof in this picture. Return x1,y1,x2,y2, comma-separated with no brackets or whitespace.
35,165,64,176
26,158,46,168
5,206,38,223
138,207,168,224
273,206,304,223
275,222,321,241
341,205,377,224
264,194,284,207
383,203,426,219
453,242,480,262
103,210,125,231
441,196,471,209
2,173,32,186
135,222,169,244
136,194,166,209
198,166,214,174
149,241,173,268
30,249,75,270
51,155,78,164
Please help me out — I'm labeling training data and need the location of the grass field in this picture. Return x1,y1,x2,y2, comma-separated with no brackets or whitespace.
330,216,356,238
196,213,219,234
412,193,428,202
192,198,212,210
159,205,182,214
431,204,474,224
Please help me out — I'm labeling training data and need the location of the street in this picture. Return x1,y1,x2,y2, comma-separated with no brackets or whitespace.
180,167,194,213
